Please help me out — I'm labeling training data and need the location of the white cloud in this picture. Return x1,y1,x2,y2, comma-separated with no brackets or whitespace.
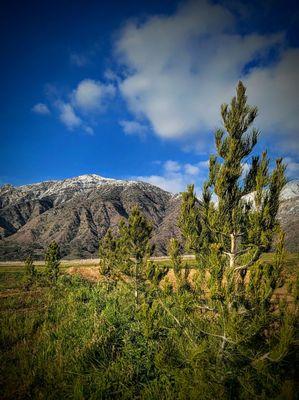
32,103,50,115
57,102,82,130
115,0,298,151
73,79,116,112
245,48,299,151
48,79,115,133
184,163,200,175
164,160,181,173
285,157,299,179
139,174,185,194
136,159,209,193
104,69,120,83
119,120,148,136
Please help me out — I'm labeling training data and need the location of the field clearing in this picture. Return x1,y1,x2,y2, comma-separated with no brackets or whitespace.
0,253,297,294
0,255,196,274
0,252,298,272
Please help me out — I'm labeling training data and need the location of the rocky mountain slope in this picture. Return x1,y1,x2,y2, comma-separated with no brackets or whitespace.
0,175,298,260
277,181,299,253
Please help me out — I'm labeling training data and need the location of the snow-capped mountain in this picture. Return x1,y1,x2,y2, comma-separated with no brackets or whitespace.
0,176,298,260
0,175,176,259
280,180,299,201
277,180,299,252
242,179,299,205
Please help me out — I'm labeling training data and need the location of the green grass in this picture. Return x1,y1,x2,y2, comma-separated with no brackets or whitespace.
0,255,297,399
260,252,299,274
0,277,167,399
0,271,25,291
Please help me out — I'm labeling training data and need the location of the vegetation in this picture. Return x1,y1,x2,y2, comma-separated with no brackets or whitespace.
45,241,61,283
118,206,153,304
24,255,36,287
98,229,118,277
0,82,297,399
168,237,190,291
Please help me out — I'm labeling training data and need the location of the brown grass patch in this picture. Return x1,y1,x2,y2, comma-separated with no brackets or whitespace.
66,266,101,282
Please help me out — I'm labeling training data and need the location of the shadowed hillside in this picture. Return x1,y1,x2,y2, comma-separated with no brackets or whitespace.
0,176,298,260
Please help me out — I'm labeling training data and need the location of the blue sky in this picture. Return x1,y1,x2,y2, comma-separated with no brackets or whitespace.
1,0,298,193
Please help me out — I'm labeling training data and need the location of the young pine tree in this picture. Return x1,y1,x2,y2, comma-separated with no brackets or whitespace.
24,255,36,287
202,81,286,275
119,206,153,304
98,229,118,277
179,81,294,398
168,237,189,291
179,184,201,255
45,241,60,283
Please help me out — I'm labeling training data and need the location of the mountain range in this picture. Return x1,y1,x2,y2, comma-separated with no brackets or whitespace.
0,174,298,260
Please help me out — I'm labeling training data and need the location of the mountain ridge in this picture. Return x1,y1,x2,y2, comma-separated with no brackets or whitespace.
0,175,298,260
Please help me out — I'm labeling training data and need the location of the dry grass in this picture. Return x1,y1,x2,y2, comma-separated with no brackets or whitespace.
66,266,101,282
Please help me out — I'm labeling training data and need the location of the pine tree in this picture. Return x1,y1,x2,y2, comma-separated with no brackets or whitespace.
179,81,294,397
98,229,118,277
179,184,201,255
168,238,181,277
24,255,36,286
45,241,60,283
119,205,153,304
201,81,286,276
168,237,189,291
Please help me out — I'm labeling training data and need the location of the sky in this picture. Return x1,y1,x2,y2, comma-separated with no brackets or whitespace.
1,0,299,193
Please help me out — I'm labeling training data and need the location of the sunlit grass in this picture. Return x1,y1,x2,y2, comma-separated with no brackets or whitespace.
0,253,297,399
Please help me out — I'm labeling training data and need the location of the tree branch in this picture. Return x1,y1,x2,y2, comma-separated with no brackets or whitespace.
234,248,261,272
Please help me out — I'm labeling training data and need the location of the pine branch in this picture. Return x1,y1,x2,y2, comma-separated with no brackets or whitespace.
223,247,254,258
233,248,261,272
158,299,196,344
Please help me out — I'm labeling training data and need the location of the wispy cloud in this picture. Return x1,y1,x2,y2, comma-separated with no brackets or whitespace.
135,159,209,194
72,79,116,113
45,79,116,133
285,157,299,180
69,43,101,68
32,103,50,115
56,101,82,130
134,159,262,194
119,120,148,137
70,52,90,67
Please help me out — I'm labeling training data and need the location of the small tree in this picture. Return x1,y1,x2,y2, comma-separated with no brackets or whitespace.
179,184,201,255
45,241,60,283
168,238,181,276
179,81,294,397
98,229,118,277
202,82,285,276
119,206,153,304
24,255,36,287
168,237,189,291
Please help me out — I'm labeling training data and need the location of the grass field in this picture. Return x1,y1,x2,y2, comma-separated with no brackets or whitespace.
0,253,298,399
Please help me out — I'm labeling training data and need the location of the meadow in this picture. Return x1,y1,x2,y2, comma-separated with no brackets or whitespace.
0,253,297,400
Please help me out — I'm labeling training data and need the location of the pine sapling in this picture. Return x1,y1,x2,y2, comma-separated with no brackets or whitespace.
45,241,60,284
24,255,36,287
119,205,153,304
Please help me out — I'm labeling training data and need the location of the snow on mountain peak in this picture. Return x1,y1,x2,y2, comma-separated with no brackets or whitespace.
71,174,115,183
280,180,299,200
